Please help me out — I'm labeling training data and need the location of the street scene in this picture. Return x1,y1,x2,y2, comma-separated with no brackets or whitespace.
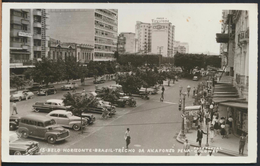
3,4,256,162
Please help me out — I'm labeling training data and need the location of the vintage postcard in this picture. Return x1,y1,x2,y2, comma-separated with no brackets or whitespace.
1,3,257,163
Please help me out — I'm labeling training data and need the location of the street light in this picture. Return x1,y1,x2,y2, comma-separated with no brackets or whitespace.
179,86,183,97
180,92,187,138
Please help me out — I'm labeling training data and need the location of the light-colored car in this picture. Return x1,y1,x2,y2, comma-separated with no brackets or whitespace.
46,110,88,131
193,76,199,81
61,82,79,90
9,131,40,155
10,90,34,101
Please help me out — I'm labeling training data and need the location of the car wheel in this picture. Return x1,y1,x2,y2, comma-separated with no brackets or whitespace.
10,124,15,130
17,128,29,138
47,135,57,144
14,151,22,155
72,124,81,131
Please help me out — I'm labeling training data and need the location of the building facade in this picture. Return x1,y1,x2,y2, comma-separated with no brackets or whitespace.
151,18,175,57
135,21,152,53
118,32,136,54
10,9,49,75
47,9,118,61
173,41,189,55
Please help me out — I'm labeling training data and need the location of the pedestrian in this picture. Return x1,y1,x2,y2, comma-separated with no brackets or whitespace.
12,101,18,115
82,88,86,96
196,125,207,147
161,85,165,101
239,133,246,155
227,115,233,134
124,128,131,149
183,138,190,156
225,122,230,138
209,124,215,143
193,87,196,97
187,85,191,97
220,123,226,138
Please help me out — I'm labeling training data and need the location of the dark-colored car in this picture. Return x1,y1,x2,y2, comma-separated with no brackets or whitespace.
73,112,96,125
17,114,70,144
37,86,57,96
10,115,21,130
32,99,69,112
28,83,43,92
9,131,40,155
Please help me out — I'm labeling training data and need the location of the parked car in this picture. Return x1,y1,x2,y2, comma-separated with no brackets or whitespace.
10,90,34,102
28,83,43,91
46,110,88,131
17,114,70,144
9,131,40,155
32,99,70,112
95,99,116,114
83,100,116,115
93,77,105,84
120,96,136,107
61,82,79,90
193,76,199,81
10,115,21,130
37,86,57,96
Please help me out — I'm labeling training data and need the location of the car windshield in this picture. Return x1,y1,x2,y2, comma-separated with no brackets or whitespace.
9,133,19,142
67,112,73,117
44,119,56,126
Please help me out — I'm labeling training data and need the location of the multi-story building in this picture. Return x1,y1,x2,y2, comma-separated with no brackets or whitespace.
151,18,175,57
118,32,136,54
48,38,94,63
135,21,152,53
10,9,49,75
173,41,189,55
46,9,118,61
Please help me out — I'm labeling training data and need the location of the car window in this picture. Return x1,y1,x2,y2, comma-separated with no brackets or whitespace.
45,102,52,105
49,113,58,117
44,119,56,126
59,114,67,118
28,120,36,126
37,122,44,127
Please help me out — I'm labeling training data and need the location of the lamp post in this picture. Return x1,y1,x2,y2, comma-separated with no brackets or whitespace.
179,86,183,97
205,120,209,147
180,92,187,138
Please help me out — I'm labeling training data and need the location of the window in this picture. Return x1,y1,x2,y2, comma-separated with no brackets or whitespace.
59,114,67,118
50,114,58,117
38,122,44,127
12,10,22,17
28,120,36,125
11,24,22,30
22,25,27,31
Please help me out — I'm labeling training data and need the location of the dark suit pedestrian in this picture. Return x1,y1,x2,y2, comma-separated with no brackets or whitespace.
197,126,207,147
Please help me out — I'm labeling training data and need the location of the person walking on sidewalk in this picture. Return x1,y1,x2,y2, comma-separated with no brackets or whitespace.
12,101,18,115
124,128,131,149
183,138,190,156
209,124,215,143
239,133,246,155
196,125,207,147
160,85,165,101
220,122,226,138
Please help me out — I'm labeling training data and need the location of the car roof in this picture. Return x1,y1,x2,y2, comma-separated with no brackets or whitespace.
48,110,71,114
21,114,52,122
185,105,201,110
46,99,63,103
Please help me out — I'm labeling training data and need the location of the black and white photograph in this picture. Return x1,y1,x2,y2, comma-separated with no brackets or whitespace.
1,3,258,163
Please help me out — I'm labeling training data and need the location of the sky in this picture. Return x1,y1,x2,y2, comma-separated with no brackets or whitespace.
117,4,223,55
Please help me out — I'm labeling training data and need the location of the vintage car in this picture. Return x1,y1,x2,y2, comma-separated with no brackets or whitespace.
61,82,79,90
140,87,158,95
72,112,96,125
28,83,43,92
46,110,88,131
32,99,70,112
95,99,116,114
37,86,57,96
83,100,116,115
120,96,136,107
9,131,40,155
10,115,21,130
17,114,70,144
93,77,106,84
10,90,34,102
193,76,199,81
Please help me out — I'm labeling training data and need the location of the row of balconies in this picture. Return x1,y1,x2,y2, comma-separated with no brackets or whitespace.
95,23,117,33
10,42,30,50
95,15,117,26
95,9,117,19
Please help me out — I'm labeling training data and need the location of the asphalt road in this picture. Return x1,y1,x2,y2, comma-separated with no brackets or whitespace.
8,78,225,156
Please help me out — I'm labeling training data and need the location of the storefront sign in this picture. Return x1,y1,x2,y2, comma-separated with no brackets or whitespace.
152,19,169,23
152,25,168,31
18,31,32,37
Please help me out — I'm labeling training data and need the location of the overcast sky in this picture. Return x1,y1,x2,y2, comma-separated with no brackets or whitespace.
117,4,223,54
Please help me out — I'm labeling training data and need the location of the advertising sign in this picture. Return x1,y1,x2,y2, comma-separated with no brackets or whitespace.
18,31,32,37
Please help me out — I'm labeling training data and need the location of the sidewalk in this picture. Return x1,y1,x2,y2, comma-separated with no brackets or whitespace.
176,126,248,156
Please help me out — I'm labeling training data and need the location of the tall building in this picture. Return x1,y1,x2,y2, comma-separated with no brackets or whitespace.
173,41,189,55
118,32,136,54
151,18,175,57
10,9,49,75
135,21,152,53
46,9,118,61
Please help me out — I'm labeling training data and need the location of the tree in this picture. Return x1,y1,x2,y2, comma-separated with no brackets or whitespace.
114,51,119,61
116,74,143,94
10,73,27,90
205,55,221,68
87,61,106,81
63,92,94,133
63,56,81,82
137,69,158,89
29,57,62,86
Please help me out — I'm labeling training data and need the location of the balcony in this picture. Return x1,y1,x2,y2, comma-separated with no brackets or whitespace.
34,22,42,28
22,45,30,50
21,19,30,25
34,46,42,51
216,33,229,43
238,29,249,43
33,10,42,16
33,34,42,39
10,29,31,37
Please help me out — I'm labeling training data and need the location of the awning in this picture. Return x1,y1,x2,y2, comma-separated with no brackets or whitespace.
213,98,246,104
219,102,248,109
10,51,30,55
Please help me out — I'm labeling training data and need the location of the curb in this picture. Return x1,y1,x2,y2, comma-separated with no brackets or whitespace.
176,130,242,156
